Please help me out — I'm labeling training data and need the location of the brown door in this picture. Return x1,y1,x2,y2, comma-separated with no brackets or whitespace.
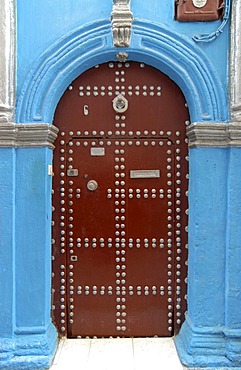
52,62,189,338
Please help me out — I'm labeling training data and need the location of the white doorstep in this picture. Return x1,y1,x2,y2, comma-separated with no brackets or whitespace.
50,337,187,370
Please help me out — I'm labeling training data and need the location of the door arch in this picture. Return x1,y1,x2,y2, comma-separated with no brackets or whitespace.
52,61,189,338
16,20,227,124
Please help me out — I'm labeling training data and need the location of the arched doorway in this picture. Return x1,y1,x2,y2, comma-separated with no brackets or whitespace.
51,61,189,338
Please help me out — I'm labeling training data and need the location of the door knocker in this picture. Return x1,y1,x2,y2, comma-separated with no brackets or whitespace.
112,94,129,113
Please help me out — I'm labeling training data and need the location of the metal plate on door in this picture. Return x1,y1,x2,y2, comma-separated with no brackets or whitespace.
130,170,160,179
90,148,105,156
67,169,79,177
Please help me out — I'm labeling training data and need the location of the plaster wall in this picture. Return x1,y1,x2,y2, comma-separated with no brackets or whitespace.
16,0,229,107
1,0,241,369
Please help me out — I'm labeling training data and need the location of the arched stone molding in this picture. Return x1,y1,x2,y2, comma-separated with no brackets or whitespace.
230,0,241,122
0,0,15,123
16,19,227,125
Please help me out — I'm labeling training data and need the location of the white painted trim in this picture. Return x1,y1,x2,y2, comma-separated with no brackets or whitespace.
230,0,241,122
0,0,15,123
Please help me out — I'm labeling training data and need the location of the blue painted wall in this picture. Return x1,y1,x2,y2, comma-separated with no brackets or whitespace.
188,148,228,328
0,149,15,339
16,0,229,110
0,1,236,369
15,148,53,330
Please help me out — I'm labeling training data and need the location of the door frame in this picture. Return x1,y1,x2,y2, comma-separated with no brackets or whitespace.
15,18,232,369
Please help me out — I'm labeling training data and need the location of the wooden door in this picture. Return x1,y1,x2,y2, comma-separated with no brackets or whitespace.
52,62,189,338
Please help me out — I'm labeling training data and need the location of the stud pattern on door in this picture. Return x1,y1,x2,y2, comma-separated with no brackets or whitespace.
52,62,189,338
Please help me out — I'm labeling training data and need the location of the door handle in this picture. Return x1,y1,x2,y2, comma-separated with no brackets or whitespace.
87,180,98,191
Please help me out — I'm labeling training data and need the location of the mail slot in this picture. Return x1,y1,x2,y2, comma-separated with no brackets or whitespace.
175,0,224,22
130,170,161,179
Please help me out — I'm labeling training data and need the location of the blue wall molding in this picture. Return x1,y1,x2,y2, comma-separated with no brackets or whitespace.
0,324,57,370
175,319,237,367
16,18,227,125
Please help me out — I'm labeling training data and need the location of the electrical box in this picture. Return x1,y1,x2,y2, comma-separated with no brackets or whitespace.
175,0,224,22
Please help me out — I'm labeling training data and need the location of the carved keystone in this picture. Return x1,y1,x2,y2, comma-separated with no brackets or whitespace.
111,0,133,48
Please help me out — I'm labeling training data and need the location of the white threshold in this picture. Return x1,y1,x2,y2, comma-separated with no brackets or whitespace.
50,337,187,370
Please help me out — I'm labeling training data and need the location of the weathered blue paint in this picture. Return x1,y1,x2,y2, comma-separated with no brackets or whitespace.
187,148,228,327
175,148,241,368
0,148,57,369
224,148,241,365
0,149,15,339
1,0,239,369
0,323,57,369
175,148,231,367
15,149,53,331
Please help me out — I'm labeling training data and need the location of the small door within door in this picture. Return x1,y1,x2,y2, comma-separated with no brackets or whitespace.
52,62,189,338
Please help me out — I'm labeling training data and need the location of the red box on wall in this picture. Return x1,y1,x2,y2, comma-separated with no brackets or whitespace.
175,0,224,22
